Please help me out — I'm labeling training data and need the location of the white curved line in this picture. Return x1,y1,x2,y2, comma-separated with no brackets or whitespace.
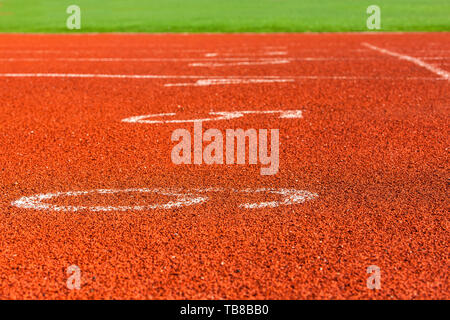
11,188,318,212
121,111,242,124
121,109,302,124
11,188,208,212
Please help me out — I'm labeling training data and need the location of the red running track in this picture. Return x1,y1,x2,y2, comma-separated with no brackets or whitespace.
0,33,448,299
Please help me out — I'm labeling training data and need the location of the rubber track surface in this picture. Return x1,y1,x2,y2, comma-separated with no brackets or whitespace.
0,33,448,299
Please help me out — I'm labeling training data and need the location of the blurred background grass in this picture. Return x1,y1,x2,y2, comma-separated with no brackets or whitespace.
0,0,448,32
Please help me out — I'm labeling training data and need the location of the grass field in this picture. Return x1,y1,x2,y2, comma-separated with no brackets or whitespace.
0,0,448,33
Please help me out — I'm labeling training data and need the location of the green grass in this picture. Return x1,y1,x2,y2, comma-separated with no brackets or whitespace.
0,0,448,33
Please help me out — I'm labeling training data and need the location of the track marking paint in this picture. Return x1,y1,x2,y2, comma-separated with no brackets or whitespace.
0,57,404,62
11,188,318,212
165,78,294,86
189,59,291,67
0,73,441,82
122,111,241,124
0,57,293,62
11,188,207,212
121,110,303,124
202,51,288,57
236,188,317,209
362,43,450,80
0,73,287,80
0,73,214,79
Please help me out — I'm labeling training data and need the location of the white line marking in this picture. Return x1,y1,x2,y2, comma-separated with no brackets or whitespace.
0,73,210,79
236,188,317,209
0,49,219,54
11,188,207,212
121,110,303,124
0,57,433,62
201,51,288,57
362,42,450,80
0,57,295,62
0,73,287,80
121,111,241,124
0,73,441,82
11,188,318,212
189,59,290,67
165,78,294,86
0,57,399,63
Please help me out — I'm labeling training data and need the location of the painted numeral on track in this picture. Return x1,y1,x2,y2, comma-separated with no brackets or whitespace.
11,188,318,212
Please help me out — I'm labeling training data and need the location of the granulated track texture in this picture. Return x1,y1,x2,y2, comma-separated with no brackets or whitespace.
0,33,448,299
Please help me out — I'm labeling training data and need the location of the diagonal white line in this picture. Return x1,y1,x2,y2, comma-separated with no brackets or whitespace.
362,42,450,80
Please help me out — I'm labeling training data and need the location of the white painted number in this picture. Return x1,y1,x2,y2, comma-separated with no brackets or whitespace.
12,188,318,212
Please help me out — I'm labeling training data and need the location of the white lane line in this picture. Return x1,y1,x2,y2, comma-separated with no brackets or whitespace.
0,73,199,79
0,73,441,82
11,188,318,212
189,59,291,67
165,78,294,86
121,110,303,124
362,42,450,80
0,73,285,80
0,57,426,62
0,49,219,54
0,57,295,62
164,75,443,86
201,51,288,57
